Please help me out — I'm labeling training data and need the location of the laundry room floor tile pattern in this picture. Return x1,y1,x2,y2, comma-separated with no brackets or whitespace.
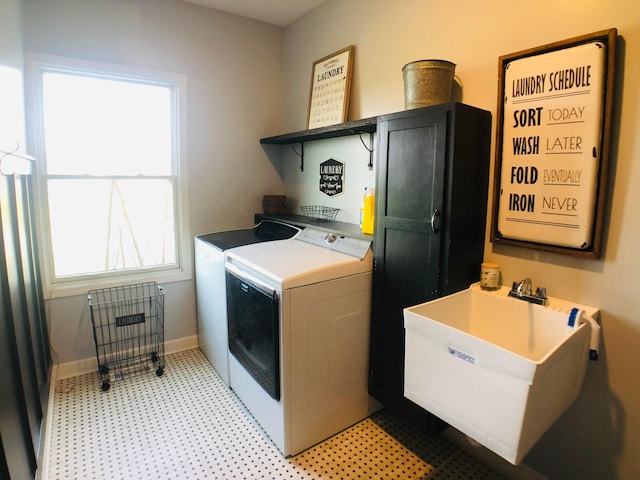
46,348,510,479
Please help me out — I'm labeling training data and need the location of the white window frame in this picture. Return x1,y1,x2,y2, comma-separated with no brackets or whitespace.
25,53,191,299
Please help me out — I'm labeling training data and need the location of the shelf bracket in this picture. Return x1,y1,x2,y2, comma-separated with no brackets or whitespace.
291,142,304,171
358,131,375,170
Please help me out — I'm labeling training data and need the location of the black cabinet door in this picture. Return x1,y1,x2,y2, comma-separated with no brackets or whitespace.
369,107,448,412
368,104,492,426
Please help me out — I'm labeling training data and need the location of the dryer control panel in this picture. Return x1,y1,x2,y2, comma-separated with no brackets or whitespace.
296,228,371,259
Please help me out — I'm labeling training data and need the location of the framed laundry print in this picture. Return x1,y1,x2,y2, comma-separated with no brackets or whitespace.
490,29,617,259
307,46,354,129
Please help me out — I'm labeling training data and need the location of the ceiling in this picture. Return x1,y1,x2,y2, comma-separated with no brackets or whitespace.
181,0,326,27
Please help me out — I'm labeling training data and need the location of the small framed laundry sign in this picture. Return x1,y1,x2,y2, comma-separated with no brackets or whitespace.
319,158,344,197
307,46,354,129
490,29,617,259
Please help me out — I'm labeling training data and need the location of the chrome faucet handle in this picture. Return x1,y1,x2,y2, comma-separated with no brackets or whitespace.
508,279,547,305
518,278,532,296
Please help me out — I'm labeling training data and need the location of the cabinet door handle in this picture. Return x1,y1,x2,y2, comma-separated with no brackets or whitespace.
430,209,441,233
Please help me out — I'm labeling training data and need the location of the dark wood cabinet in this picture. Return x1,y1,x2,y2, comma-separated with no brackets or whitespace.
368,103,492,426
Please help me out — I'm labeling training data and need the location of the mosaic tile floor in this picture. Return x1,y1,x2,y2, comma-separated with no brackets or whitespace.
45,348,510,479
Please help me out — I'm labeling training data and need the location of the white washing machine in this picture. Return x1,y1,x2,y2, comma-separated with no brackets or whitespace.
225,228,380,456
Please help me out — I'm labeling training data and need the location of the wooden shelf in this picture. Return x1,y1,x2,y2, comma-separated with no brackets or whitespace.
260,116,377,145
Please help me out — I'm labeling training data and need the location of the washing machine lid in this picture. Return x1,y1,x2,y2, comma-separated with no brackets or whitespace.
196,220,300,251
225,229,372,289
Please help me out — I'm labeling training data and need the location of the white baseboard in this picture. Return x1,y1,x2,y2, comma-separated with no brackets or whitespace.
54,335,199,379
442,427,549,480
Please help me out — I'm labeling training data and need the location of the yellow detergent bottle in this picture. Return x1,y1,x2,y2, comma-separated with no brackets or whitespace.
359,187,366,230
362,187,375,235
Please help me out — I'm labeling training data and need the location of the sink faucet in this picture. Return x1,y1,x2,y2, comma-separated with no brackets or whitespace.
508,278,548,305
517,278,532,296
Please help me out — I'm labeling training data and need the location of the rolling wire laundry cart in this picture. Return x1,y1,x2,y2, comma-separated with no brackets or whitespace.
88,282,165,391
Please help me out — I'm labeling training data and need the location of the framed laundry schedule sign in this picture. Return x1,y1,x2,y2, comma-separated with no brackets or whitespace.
490,29,616,259
307,46,354,129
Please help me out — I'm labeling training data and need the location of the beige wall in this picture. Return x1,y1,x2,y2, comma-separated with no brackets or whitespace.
0,0,26,152
282,1,640,479
0,0,23,68
22,0,285,364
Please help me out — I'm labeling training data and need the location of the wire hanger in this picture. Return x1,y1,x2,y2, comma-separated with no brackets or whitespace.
0,142,35,176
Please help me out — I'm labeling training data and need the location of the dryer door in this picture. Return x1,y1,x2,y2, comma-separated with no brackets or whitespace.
225,264,280,400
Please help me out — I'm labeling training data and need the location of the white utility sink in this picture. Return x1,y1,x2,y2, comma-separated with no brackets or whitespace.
404,283,600,465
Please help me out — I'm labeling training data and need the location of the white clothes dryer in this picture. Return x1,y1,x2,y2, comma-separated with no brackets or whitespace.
225,228,380,456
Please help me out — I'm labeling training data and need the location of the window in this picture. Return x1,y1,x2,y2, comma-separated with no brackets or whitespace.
27,56,190,296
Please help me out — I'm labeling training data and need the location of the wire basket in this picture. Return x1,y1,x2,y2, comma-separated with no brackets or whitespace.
300,205,340,222
88,282,165,391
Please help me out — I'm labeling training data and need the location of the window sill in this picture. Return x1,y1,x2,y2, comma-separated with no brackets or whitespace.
44,267,193,300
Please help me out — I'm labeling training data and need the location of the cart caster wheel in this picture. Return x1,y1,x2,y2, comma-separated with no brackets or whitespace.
99,365,109,375
151,352,159,362
101,381,110,392
156,366,164,377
